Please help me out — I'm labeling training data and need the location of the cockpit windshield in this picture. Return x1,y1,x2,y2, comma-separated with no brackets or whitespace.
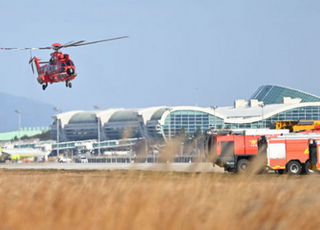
65,60,74,66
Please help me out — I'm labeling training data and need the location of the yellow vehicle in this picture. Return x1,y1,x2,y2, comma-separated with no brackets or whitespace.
275,120,320,132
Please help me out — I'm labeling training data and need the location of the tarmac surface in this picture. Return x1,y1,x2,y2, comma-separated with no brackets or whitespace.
0,162,225,173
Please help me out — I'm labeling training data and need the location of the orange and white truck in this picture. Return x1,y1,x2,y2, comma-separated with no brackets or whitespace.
258,133,320,174
204,129,289,172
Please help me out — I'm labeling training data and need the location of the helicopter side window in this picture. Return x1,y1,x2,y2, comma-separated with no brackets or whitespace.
66,61,72,66
61,62,66,67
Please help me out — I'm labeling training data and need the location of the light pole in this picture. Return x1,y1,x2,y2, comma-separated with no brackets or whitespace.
165,108,172,142
15,110,21,148
94,106,101,156
53,107,60,158
210,106,218,129
259,104,265,128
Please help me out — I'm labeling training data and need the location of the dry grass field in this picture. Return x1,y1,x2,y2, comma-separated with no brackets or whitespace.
0,168,319,230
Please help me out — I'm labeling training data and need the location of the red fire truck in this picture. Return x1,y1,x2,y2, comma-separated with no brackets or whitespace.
259,133,320,175
205,129,289,172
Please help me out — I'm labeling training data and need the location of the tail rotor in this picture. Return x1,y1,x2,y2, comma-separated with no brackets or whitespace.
29,50,35,74
29,57,35,74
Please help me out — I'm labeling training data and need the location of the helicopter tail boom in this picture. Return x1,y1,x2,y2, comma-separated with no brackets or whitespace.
29,57,42,74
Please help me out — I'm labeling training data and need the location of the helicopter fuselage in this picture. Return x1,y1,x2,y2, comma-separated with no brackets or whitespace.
35,51,77,90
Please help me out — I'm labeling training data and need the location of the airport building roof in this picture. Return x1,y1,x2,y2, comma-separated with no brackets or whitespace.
150,108,167,121
249,85,320,105
69,112,97,124
108,110,139,122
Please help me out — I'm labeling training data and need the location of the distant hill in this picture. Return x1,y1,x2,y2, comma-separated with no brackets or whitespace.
0,92,55,132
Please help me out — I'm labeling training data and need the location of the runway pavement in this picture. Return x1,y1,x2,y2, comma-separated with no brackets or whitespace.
0,162,225,173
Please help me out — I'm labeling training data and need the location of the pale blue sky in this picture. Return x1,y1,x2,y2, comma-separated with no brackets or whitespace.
1,0,320,111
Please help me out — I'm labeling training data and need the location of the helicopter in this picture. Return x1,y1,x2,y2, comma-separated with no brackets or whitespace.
1,36,128,90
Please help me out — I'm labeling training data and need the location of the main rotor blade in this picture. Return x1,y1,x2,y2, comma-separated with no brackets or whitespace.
1,36,128,51
61,40,86,48
62,40,75,46
0,47,53,51
65,36,129,47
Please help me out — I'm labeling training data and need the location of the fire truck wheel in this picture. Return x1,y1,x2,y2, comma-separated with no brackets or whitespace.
287,161,302,175
302,161,312,174
237,159,250,173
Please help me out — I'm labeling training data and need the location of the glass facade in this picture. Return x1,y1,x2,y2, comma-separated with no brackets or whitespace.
225,106,320,129
65,117,99,141
104,125,142,140
146,121,163,138
92,139,138,148
52,142,76,149
104,110,142,140
93,140,117,148
163,110,224,139
62,112,100,141
65,124,99,141
249,85,320,105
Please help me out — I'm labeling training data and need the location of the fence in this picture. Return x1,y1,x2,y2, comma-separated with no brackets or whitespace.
78,155,206,164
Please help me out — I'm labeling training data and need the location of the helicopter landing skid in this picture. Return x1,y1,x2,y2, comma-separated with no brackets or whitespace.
65,81,72,88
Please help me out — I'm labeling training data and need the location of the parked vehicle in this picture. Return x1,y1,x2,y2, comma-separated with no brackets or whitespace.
58,156,72,163
77,156,88,163
275,120,320,133
259,133,320,175
204,129,289,172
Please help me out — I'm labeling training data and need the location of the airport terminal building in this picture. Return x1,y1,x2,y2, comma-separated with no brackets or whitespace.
51,85,320,143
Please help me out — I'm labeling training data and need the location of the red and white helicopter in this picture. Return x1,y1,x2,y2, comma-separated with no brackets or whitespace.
1,36,128,90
